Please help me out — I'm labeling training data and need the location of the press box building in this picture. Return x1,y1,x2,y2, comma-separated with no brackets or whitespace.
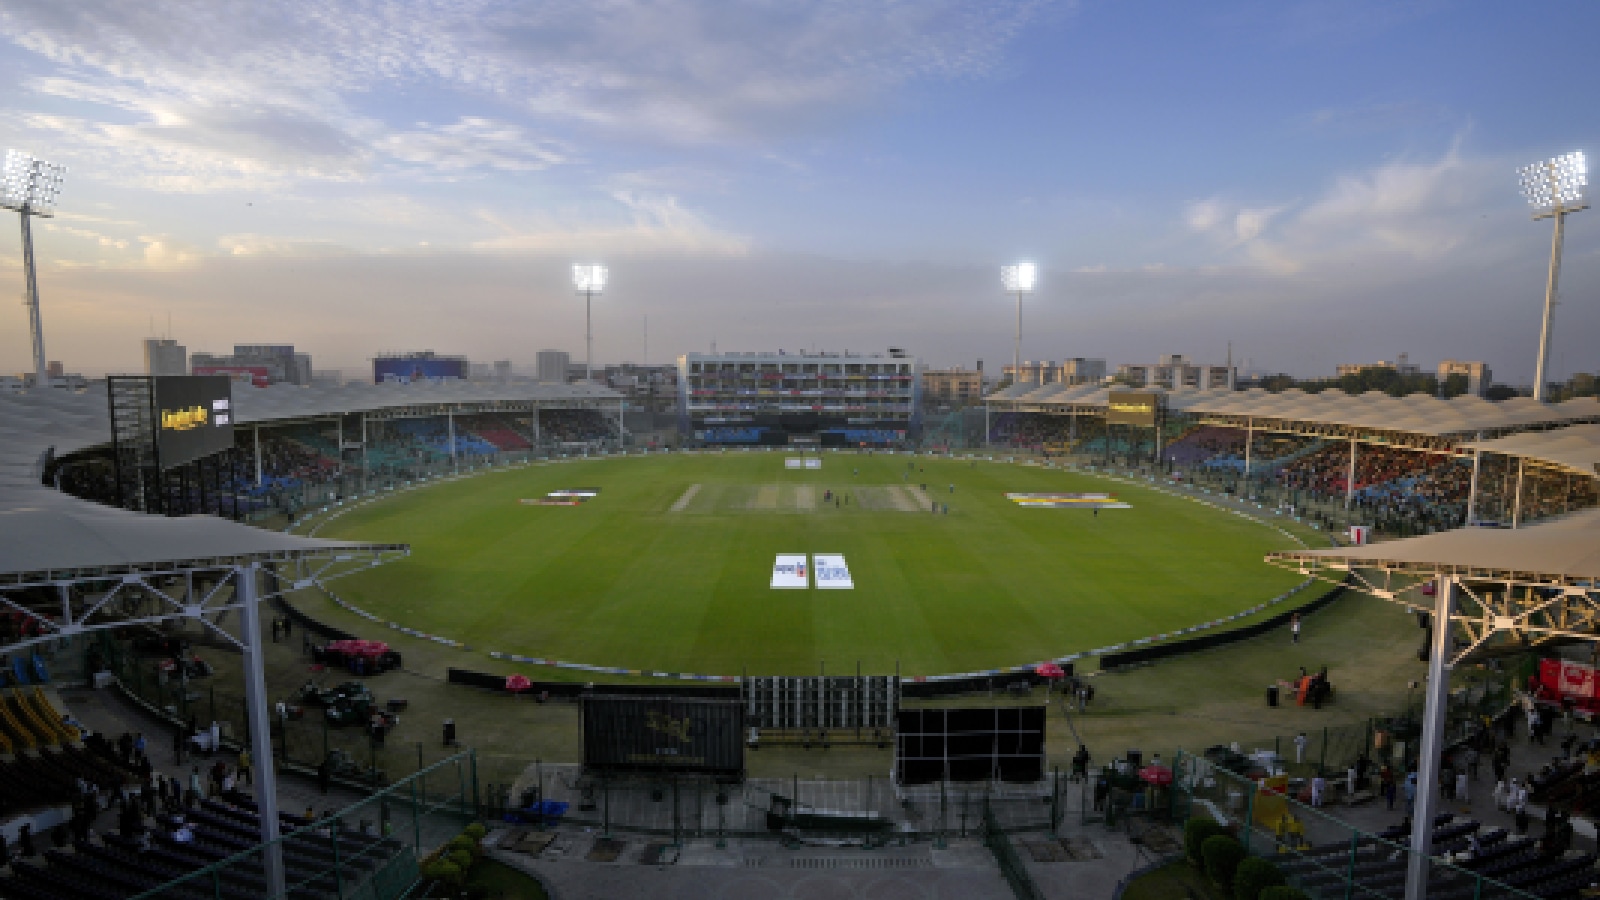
677,350,920,446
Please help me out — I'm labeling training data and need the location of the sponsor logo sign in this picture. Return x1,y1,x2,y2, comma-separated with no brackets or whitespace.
784,458,823,469
1106,390,1164,427
770,554,810,589
1005,492,1130,510
813,554,854,590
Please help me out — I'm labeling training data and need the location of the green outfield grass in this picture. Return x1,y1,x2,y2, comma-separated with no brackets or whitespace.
312,452,1310,676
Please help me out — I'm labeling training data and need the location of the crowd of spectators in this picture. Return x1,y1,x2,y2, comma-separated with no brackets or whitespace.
540,408,614,444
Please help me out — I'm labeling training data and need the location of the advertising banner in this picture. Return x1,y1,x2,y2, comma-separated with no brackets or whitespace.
784,458,822,469
192,365,272,388
812,554,854,590
770,554,809,589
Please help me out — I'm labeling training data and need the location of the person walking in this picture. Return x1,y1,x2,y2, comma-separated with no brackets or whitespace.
1290,613,1301,644
1293,732,1308,764
1403,772,1418,817
1381,767,1397,810
237,748,252,786
1310,775,1326,808
1455,769,1469,804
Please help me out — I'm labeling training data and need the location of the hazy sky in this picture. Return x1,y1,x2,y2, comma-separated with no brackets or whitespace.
1,1,1596,381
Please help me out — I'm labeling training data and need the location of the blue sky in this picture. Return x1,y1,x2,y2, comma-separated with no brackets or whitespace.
0,0,1596,381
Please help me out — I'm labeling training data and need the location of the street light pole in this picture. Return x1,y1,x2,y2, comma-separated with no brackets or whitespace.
1517,151,1587,402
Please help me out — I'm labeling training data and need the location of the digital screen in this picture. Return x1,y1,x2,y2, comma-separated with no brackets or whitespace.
373,357,467,383
154,376,235,469
1107,390,1164,427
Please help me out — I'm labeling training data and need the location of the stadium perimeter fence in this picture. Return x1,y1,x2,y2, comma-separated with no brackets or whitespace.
128,750,478,900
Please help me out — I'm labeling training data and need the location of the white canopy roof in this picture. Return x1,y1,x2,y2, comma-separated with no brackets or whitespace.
1268,508,1600,585
986,383,1600,439
1462,424,1600,477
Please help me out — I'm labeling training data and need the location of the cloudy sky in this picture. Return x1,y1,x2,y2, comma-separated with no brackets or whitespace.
0,0,1596,381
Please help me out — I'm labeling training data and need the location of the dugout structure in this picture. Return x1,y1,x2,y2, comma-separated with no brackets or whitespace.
894,706,1046,785
581,694,745,781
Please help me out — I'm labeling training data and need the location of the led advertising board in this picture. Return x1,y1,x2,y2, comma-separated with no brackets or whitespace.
1106,390,1164,427
153,376,235,469
373,356,467,384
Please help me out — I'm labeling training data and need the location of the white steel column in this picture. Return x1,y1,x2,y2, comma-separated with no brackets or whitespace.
984,404,991,448
1345,439,1358,509
253,425,263,486
1465,449,1482,526
361,414,368,489
1243,419,1253,482
237,564,286,897
448,409,457,467
1512,458,1525,529
1405,577,1456,900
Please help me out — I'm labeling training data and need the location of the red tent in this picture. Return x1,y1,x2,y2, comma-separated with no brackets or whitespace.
1034,662,1066,679
1139,765,1173,786
505,674,532,695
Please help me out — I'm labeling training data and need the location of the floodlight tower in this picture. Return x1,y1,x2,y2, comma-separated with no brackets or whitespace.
1516,151,1587,402
1001,263,1036,386
573,264,607,384
1,150,67,389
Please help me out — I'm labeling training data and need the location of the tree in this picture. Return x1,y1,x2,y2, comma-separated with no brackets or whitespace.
1202,834,1247,892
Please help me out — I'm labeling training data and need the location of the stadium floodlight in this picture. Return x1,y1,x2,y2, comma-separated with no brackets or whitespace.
1001,263,1037,386
572,264,607,383
2,149,67,390
1516,151,1587,402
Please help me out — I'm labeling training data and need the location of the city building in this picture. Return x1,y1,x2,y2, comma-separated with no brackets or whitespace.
191,344,313,387
677,349,919,446
921,367,985,408
1000,357,1107,387
1117,354,1233,390
1336,352,1421,378
536,349,570,383
143,338,187,377
1437,359,1492,397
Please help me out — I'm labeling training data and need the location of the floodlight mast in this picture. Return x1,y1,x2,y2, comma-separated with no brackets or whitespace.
1517,151,1587,402
573,264,607,383
1001,263,1036,386
1,150,67,390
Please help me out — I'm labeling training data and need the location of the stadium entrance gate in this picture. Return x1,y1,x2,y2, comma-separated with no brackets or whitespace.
743,675,899,747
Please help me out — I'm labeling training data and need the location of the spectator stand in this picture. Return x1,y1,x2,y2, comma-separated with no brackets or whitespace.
1268,510,1600,900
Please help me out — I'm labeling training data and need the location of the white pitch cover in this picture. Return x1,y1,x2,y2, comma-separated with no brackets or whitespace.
812,554,854,590
783,458,822,469
770,554,810,589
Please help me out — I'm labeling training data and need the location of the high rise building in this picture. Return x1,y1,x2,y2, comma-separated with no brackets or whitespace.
143,338,188,377
536,350,571,383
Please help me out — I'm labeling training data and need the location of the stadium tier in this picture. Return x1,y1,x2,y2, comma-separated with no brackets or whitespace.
677,350,920,446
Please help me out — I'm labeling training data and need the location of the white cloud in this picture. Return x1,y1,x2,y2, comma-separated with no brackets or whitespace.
471,189,748,255
378,117,569,173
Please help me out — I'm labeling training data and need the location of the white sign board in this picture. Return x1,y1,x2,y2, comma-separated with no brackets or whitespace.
812,553,854,590
1348,525,1371,546
770,554,810,589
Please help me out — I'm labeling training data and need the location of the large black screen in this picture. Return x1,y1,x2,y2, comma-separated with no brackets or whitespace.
581,695,744,778
153,376,235,469
895,706,1045,784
